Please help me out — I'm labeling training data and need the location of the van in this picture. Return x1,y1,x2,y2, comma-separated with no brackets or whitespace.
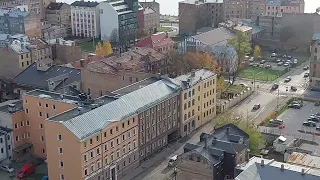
17,163,35,179
168,155,178,167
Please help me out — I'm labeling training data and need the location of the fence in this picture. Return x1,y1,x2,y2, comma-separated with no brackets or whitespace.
216,88,253,114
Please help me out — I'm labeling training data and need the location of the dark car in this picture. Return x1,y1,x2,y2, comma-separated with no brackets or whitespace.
288,104,301,109
308,116,320,122
284,77,292,82
272,84,279,90
287,55,293,60
315,102,320,106
304,73,309,78
303,121,317,127
253,104,261,110
291,86,297,91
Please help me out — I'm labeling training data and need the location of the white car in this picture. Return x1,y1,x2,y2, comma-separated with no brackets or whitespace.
239,83,248,87
0,164,15,173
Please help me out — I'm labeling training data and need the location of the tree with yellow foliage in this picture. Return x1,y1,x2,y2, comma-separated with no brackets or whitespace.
95,40,113,57
253,45,261,60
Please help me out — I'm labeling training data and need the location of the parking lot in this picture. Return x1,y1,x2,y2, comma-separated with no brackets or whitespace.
277,101,320,142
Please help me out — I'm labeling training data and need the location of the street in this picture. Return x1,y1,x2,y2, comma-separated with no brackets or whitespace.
123,61,311,180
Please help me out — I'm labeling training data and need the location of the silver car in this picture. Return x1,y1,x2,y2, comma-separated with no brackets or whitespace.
0,164,14,173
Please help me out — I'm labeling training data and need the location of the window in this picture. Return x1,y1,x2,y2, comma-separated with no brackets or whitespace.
46,113,49,118
96,136,99,142
110,129,113,135
40,136,44,142
90,151,93,158
15,136,19,142
111,141,114,148
97,148,100,155
0,138,2,143
84,142,87,148
14,124,18,129
38,102,41,106
90,138,93,144
122,123,125,128
20,121,24,127
53,105,56,110
84,154,87,162
40,124,43,129
84,169,88,176
26,121,30,126
39,112,42,117
25,109,28,113
60,161,64,168
58,134,62,141
42,148,45,154
45,104,48,108
184,93,187,99
59,147,63,154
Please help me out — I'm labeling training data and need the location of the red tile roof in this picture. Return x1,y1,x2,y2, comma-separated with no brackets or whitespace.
136,33,174,48
71,54,104,69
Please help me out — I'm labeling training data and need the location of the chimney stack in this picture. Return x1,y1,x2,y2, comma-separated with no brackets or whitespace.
261,160,264,166
8,104,15,113
281,164,285,171
301,169,305,175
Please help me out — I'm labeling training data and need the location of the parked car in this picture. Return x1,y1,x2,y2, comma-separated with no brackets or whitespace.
259,64,264,68
261,60,266,64
293,59,298,64
249,63,254,66
303,121,317,127
308,116,320,122
284,63,289,67
303,66,309,70
253,104,261,110
276,59,281,62
287,55,293,60
16,163,35,179
316,126,320,131
291,101,303,107
283,55,287,58
312,112,320,116
269,119,284,125
291,86,297,91
271,53,277,57
315,102,320,106
304,73,309,78
277,62,283,66
253,63,259,67
271,83,279,90
265,64,271,68
288,103,301,109
168,155,178,167
284,77,292,82
239,83,248,87
0,164,15,173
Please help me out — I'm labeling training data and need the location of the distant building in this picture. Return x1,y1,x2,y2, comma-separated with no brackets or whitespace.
47,38,81,64
265,0,304,17
0,126,13,163
178,0,224,36
136,33,174,53
45,2,71,31
0,10,41,37
249,0,266,16
140,0,160,29
70,1,100,38
143,7,158,34
178,124,249,180
310,39,320,90
99,0,140,48
81,47,169,97
223,0,250,20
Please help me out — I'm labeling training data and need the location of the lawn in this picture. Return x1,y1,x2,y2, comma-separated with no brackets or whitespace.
79,39,101,52
239,67,287,81
225,85,247,94
157,26,172,32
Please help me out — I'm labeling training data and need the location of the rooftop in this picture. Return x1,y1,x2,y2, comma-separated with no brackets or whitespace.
234,25,252,32
49,78,180,140
14,62,81,90
85,47,166,74
136,33,174,48
9,40,30,54
180,0,223,5
174,69,216,88
0,100,23,113
71,1,99,7
25,89,80,104
0,126,12,133
192,27,235,46
0,9,29,17
312,33,320,40
287,152,320,169
112,77,160,96
46,2,66,10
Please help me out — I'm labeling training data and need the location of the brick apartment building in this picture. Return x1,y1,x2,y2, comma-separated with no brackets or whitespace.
45,2,71,29
140,0,160,30
265,0,304,17
81,47,169,98
179,0,224,36
310,39,320,90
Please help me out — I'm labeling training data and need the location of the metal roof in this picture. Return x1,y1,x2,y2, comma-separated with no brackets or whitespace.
174,69,216,88
55,79,180,140
191,27,235,46
287,152,320,169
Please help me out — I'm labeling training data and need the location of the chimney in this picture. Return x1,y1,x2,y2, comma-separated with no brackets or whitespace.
261,159,264,166
80,59,85,67
8,104,15,113
281,164,285,171
226,127,230,134
301,168,305,175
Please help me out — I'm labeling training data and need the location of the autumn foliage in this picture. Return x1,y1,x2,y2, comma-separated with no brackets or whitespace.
95,40,113,57
169,51,221,77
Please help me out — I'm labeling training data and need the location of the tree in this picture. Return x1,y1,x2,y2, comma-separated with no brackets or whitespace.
316,7,320,14
253,45,261,60
95,41,113,57
227,31,252,66
109,28,119,46
217,77,226,97
54,59,62,65
214,111,264,155
280,26,295,49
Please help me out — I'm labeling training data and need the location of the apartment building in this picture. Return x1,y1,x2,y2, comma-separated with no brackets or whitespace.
265,0,304,17
48,38,82,64
0,126,13,163
136,33,174,53
143,7,157,34
310,39,320,90
175,69,217,137
140,0,160,29
99,0,139,47
71,1,100,38
81,47,169,98
46,2,71,29
249,0,266,16
223,0,250,20
179,0,224,36
0,9,41,37
0,0,54,19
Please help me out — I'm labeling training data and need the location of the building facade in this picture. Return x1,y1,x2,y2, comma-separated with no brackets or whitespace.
135,33,174,53
99,0,139,48
143,7,157,34
0,127,13,163
46,2,71,28
249,0,266,16
176,70,217,137
223,0,250,20
265,0,304,17
179,0,224,36
70,1,100,38
0,10,41,37
310,39,320,90
140,0,159,29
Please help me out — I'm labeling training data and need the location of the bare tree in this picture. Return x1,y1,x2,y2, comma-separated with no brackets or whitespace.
109,28,119,46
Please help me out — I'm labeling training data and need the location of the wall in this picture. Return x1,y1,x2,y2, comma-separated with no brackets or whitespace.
0,48,21,79
81,68,154,98
179,2,197,36
24,13,41,37
52,44,81,64
99,2,118,41
45,120,82,180
216,88,253,114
